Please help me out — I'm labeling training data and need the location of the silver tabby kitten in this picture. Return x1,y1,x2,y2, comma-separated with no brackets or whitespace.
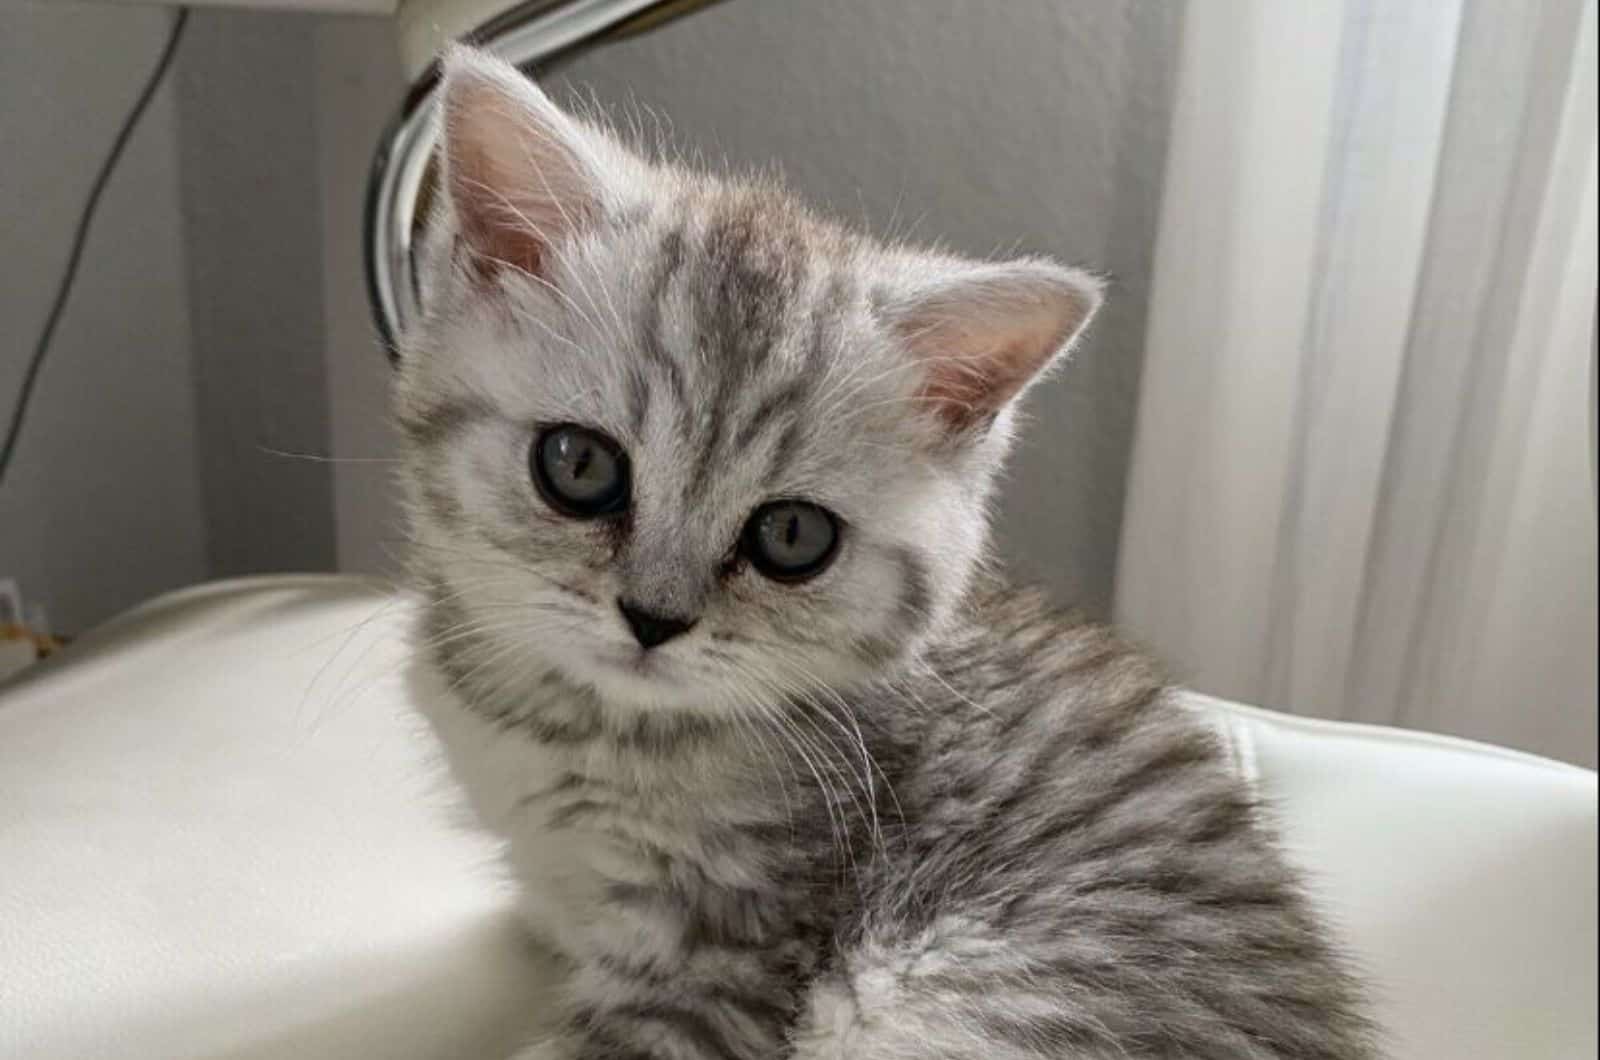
397,46,1377,1060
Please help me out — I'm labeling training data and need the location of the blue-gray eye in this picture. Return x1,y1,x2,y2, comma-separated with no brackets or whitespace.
742,500,840,581
532,425,629,517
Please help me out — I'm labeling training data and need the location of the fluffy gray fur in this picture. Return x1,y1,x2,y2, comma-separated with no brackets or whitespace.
396,46,1377,1060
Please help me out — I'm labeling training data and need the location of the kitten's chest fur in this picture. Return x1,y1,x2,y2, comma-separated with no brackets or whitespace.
412,662,847,965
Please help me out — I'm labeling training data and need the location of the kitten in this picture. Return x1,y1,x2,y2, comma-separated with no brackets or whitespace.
396,46,1377,1060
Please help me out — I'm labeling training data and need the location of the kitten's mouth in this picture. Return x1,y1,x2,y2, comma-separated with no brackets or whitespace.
564,643,714,712
623,651,662,675
595,645,676,681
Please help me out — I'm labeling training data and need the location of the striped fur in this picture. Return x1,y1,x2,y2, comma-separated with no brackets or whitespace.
395,48,1377,1059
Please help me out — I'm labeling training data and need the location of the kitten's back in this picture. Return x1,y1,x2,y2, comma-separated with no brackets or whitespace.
827,583,1381,1058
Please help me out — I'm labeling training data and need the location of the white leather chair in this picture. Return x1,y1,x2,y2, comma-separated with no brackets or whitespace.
2,576,1594,1059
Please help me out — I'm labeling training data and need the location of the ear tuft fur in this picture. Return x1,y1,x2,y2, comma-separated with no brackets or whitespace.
438,45,604,281
884,258,1103,432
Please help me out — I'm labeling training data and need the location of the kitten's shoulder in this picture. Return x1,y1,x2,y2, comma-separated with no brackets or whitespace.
944,576,1167,679
926,575,1183,732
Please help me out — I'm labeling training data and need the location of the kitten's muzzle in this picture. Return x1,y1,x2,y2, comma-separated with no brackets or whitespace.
617,599,697,650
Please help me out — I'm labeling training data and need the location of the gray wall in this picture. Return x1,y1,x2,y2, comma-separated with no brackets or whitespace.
0,5,339,634
324,0,1181,618
176,9,338,577
314,16,407,578
0,5,208,634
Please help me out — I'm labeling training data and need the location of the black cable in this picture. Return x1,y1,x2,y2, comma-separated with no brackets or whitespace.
0,7,190,489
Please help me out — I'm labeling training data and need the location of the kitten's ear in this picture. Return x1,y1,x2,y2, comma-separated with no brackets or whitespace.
438,45,610,281
885,259,1103,434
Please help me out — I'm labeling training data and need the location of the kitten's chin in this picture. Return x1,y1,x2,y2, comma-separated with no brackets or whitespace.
538,638,880,721
555,647,723,715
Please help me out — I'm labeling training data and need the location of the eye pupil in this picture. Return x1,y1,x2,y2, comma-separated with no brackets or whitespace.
532,425,629,517
742,500,840,582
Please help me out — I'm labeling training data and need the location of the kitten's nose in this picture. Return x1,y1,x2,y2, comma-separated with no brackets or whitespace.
617,599,697,650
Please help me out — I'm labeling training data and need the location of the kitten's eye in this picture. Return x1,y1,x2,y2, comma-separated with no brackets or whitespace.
742,501,840,582
531,424,629,517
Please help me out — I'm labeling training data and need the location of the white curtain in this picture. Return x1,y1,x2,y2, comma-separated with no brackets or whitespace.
1116,0,1598,767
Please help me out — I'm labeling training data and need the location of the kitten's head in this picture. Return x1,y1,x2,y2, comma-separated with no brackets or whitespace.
396,47,1099,721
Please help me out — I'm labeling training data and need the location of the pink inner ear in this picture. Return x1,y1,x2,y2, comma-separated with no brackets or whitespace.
449,155,549,282
894,268,1099,432
914,321,1071,430
440,52,600,284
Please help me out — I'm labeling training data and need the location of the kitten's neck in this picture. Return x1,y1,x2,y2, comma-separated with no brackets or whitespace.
439,642,914,817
